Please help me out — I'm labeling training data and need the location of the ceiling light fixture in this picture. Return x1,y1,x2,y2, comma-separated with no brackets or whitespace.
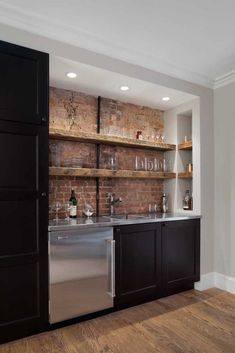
120,85,130,91
66,72,77,79
162,96,170,102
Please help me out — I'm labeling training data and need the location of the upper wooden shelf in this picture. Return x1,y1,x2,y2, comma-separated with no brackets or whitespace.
49,128,176,152
178,140,192,150
50,167,176,180
178,172,193,179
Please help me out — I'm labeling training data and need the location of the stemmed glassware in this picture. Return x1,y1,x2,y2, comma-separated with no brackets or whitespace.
64,202,71,220
52,202,62,222
49,143,61,167
83,202,94,217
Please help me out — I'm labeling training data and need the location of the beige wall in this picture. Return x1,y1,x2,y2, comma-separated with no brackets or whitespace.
214,82,235,278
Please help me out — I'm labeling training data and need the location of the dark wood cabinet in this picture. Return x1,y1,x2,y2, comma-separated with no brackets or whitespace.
0,41,49,344
162,219,200,295
114,219,200,309
114,223,162,308
0,40,48,126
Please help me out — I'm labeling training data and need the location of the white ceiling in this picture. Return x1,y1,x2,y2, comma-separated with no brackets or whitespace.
50,55,196,110
1,0,235,88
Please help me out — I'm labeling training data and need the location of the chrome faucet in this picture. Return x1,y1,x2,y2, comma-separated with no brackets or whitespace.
107,193,122,216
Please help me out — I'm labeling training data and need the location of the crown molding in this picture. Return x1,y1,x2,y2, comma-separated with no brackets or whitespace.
0,1,214,89
214,70,235,89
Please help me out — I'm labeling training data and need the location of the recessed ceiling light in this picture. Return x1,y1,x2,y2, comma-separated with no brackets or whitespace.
66,72,77,79
120,85,130,91
162,96,170,102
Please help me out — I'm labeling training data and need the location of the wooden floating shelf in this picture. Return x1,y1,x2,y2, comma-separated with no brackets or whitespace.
50,167,176,179
178,172,193,179
178,140,192,150
49,128,176,152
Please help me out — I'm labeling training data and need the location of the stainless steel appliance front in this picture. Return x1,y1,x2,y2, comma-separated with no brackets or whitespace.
49,227,115,323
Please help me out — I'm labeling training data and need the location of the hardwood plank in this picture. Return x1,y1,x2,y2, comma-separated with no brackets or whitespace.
204,293,235,317
179,307,235,352
141,319,220,353
49,128,176,152
186,296,235,331
0,289,234,353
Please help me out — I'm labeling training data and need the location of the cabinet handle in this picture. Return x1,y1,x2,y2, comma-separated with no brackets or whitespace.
41,192,47,197
106,239,116,298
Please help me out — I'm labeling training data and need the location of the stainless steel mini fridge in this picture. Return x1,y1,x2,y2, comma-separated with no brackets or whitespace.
49,227,115,323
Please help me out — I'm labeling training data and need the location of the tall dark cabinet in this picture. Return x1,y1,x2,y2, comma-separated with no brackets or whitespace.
0,41,49,343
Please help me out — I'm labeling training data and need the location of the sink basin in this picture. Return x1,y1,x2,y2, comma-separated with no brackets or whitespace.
103,214,150,221
127,214,150,220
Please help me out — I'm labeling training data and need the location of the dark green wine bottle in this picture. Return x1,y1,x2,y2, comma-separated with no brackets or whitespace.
69,189,77,218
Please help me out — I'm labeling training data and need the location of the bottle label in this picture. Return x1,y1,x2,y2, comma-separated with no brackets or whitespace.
70,205,77,217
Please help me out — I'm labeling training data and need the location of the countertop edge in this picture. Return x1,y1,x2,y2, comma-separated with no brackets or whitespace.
48,214,201,232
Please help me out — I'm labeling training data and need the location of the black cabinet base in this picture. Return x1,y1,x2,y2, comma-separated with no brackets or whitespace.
114,292,163,311
0,320,48,345
163,283,195,297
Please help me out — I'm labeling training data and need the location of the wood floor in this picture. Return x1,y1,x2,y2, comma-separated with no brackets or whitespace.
1,288,235,353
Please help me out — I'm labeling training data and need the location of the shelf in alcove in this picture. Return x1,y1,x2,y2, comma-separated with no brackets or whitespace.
178,172,193,179
49,128,176,152
49,167,176,179
178,140,192,150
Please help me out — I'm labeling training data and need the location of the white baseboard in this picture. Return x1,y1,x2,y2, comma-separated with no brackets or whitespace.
194,272,216,291
195,272,235,294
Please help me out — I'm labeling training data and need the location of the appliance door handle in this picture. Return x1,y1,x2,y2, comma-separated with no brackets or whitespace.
57,235,69,240
106,239,116,298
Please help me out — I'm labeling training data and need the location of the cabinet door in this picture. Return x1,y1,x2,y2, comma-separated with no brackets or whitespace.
0,121,48,344
0,40,48,125
162,219,200,295
114,223,162,308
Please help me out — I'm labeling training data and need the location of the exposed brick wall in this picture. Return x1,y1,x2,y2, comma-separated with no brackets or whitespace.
50,87,97,133
49,177,97,219
100,97,164,140
99,178,163,216
49,176,163,218
49,87,165,218
49,140,96,168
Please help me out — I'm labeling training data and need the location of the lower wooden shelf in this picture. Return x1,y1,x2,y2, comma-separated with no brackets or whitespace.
49,167,176,179
178,172,193,179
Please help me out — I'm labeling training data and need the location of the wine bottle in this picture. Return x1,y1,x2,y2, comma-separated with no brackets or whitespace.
69,189,77,218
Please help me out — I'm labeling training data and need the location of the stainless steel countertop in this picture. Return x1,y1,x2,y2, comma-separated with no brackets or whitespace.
48,213,201,232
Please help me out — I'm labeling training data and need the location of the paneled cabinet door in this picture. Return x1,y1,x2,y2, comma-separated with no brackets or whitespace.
0,121,48,344
0,40,48,125
162,219,200,295
114,223,162,308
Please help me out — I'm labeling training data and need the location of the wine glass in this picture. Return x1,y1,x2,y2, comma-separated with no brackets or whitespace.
83,202,94,218
161,134,165,143
64,202,71,221
53,202,62,222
